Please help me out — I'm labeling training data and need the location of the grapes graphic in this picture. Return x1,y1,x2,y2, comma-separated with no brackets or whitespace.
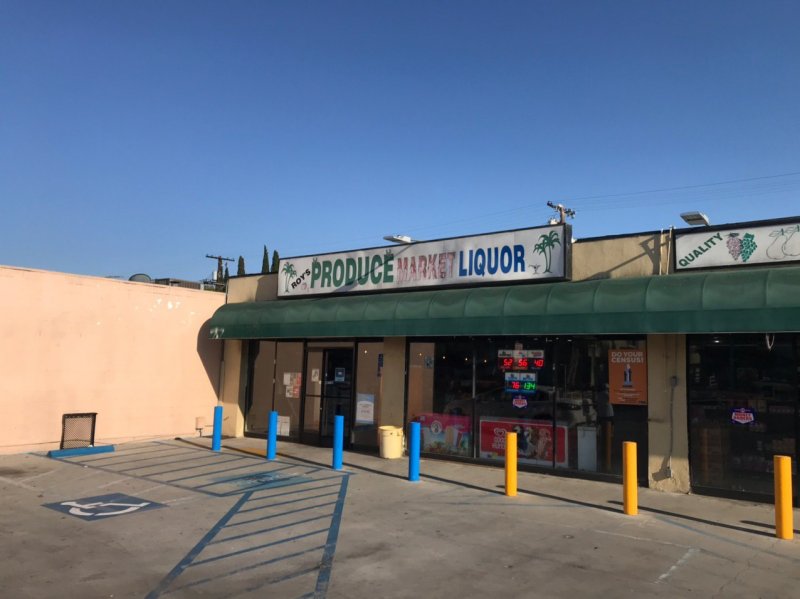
740,233,757,262
726,233,742,261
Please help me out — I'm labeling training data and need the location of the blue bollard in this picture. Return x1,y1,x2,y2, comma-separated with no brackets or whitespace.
211,405,223,451
333,414,344,471
267,410,278,460
409,421,420,482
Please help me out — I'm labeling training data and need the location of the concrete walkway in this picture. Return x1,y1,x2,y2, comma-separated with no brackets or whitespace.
1,437,798,598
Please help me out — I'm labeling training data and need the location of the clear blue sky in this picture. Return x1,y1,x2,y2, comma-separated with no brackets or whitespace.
2,1,799,280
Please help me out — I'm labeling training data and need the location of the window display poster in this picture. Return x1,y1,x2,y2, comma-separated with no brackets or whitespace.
334,367,346,383
284,372,302,399
479,418,567,467
416,413,472,457
355,393,375,425
608,349,648,405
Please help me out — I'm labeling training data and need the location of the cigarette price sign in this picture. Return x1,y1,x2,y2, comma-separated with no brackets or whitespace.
504,372,537,395
498,350,544,372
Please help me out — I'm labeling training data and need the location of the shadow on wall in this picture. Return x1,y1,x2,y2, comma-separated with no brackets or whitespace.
584,233,666,281
197,319,223,395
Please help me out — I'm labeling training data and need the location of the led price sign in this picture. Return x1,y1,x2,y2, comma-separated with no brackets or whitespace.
498,350,545,372
504,372,537,395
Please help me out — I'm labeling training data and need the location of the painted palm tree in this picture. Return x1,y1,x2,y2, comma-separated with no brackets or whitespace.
281,262,297,292
533,231,561,273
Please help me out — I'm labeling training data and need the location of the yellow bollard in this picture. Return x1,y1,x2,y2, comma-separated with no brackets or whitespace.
505,432,517,497
774,455,793,540
623,441,637,516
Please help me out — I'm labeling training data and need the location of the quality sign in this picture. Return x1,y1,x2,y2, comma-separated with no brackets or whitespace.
675,221,800,270
278,224,571,297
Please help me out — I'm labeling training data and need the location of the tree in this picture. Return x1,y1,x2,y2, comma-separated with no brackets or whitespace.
223,265,230,282
237,255,246,276
271,250,280,273
281,262,297,292
261,245,270,274
533,231,561,273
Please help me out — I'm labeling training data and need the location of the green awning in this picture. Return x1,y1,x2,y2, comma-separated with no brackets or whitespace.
209,266,800,339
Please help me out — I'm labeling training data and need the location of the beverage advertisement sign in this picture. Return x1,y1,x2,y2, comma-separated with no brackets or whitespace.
277,224,571,297
731,407,756,425
479,418,568,467
675,221,800,270
609,349,647,405
416,413,472,457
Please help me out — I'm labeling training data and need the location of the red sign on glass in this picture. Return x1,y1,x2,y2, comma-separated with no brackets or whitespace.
497,349,545,372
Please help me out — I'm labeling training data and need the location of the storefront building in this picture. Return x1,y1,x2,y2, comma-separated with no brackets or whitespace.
210,217,800,502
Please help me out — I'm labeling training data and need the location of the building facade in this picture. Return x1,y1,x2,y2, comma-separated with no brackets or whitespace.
210,217,800,502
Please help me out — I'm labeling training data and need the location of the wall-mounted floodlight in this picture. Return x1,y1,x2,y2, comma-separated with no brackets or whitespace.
680,211,711,226
383,234,416,244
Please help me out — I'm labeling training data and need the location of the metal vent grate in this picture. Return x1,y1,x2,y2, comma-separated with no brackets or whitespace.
61,413,97,450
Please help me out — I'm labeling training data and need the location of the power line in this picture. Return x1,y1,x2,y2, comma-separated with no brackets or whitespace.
279,169,800,255
564,170,800,204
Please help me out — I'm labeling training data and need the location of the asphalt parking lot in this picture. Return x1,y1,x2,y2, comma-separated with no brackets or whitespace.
1,437,799,598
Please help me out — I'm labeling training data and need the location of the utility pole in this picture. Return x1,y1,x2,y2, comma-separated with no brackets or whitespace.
205,254,234,283
546,202,576,225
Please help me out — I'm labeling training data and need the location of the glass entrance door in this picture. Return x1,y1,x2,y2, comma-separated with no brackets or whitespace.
302,349,324,445
320,348,355,446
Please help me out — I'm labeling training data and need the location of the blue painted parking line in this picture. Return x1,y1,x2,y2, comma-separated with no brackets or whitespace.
233,492,340,521
69,445,172,462
191,527,330,567
116,451,236,473
167,545,327,594
210,512,334,545
239,482,342,506
215,474,344,496
181,464,302,488
314,474,349,598
145,468,350,598
144,491,254,599
136,455,252,480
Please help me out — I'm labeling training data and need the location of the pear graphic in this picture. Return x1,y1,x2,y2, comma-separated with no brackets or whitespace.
767,229,788,260
781,226,800,257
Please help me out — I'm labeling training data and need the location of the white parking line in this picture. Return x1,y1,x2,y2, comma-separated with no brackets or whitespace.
21,470,55,483
656,548,700,583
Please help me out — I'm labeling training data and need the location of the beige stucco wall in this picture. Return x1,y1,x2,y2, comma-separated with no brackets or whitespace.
220,339,247,438
573,231,670,281
0,266,225,453
226,273,278,303
646,334,690,493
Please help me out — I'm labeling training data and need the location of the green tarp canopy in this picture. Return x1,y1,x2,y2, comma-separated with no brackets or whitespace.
209,266,800,339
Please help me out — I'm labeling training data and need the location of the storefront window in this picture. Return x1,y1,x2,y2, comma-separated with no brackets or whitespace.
352,342,383,448
407,341,474,458
408,336,648,478
245,341,276,435
273,341,304,438
688,334,798,497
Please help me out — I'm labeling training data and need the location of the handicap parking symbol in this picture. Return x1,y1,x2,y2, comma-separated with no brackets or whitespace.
44,493,166,521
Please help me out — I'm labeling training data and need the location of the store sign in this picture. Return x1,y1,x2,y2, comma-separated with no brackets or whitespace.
608,349,647,405
731,407,755,425
355,393,375,425
479,418,568,467
277,225,571,297
504,372,537,395
675,222,800,270
511,396,528,409
497,349,545,371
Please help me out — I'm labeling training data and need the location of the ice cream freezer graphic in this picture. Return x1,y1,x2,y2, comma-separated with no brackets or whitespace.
479,418,568,467
416,413,472,457
675,221,800,270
